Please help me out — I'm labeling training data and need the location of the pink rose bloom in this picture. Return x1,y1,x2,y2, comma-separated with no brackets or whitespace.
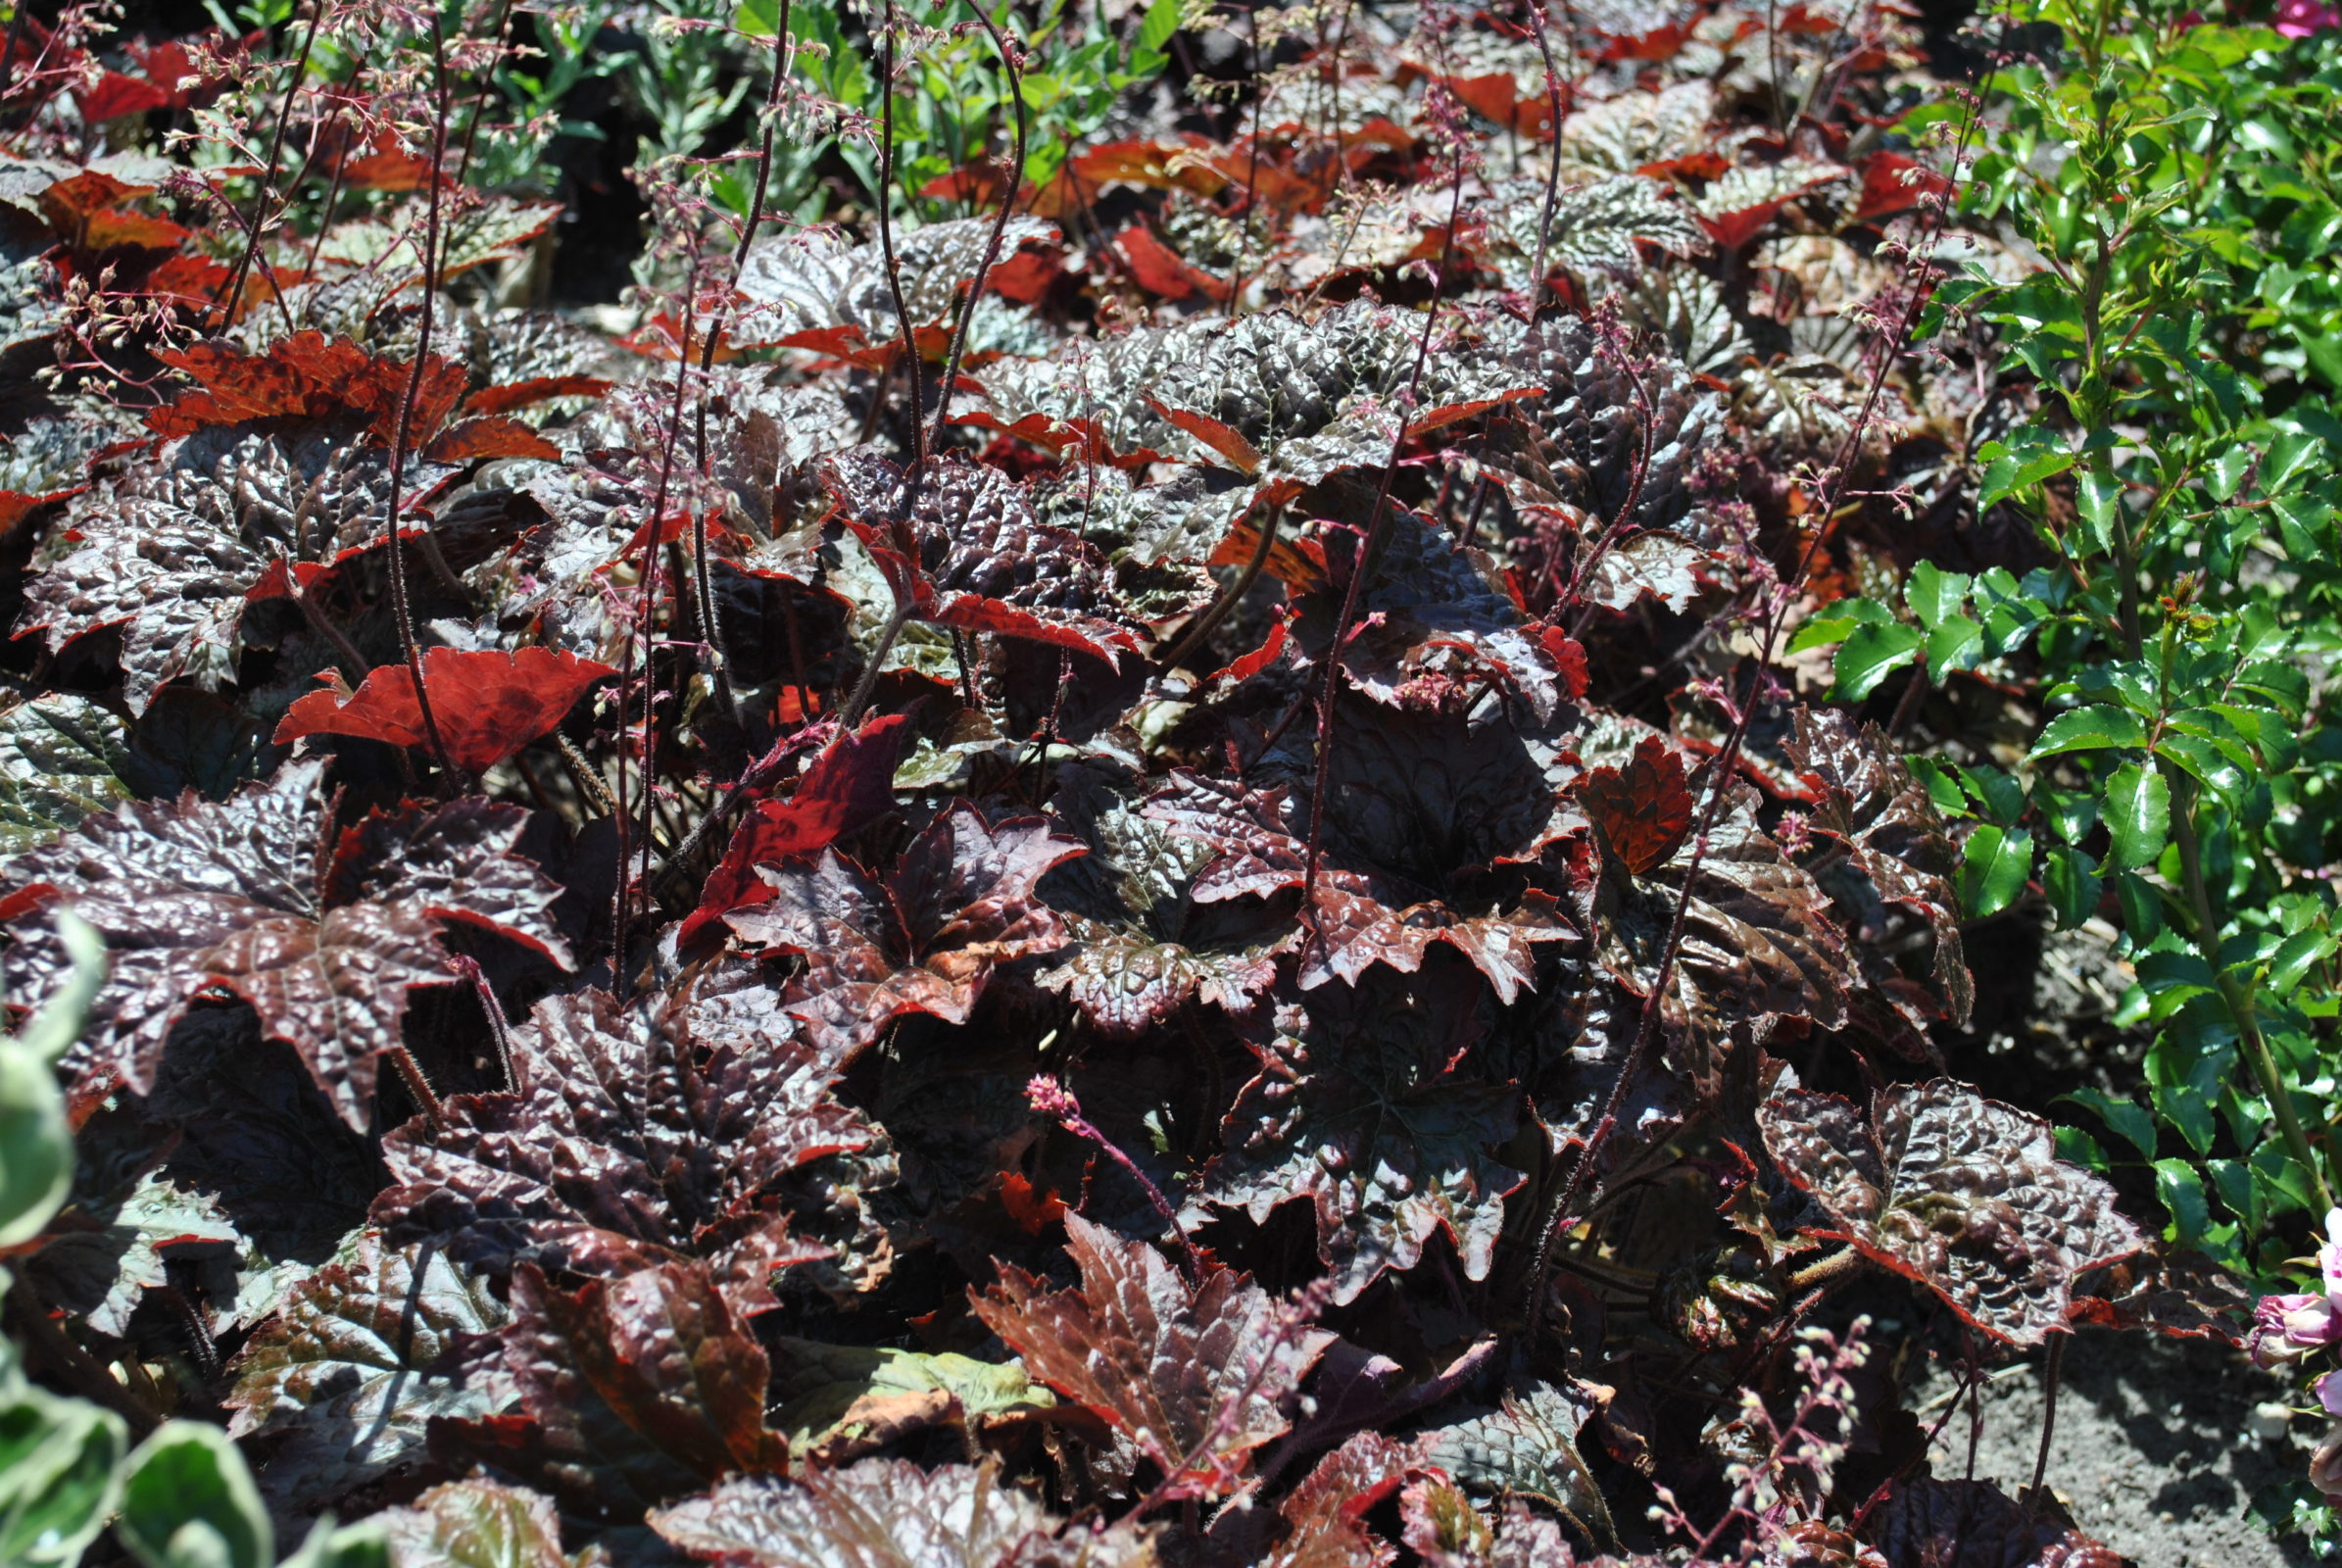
2276,0,2340,36
2319,1206,2342,1297
2316,1430,2342,1501
2318,1370,2342,1416
2253,1294,2342,1365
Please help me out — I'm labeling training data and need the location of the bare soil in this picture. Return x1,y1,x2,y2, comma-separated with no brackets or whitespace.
1918,1332,2321,1566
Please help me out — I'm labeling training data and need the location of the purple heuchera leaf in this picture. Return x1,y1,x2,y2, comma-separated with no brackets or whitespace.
819,448,1143,665
374,985,861,1310
1195,964,1527,1303
2,760,568,1129
727,800,1087,1058
1758,1078,2148,1347
970,1210,1332,1499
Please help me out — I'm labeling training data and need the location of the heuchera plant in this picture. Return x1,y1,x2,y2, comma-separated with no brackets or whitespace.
0,0,2322,1559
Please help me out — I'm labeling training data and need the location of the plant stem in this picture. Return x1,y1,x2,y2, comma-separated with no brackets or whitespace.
2168,766,2334,1213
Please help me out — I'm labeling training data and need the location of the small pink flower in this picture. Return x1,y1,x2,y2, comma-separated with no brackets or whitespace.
2315,1429,2342,1500
2318,1370,2342,1417
2253,1294,2342,1365
2276,0,2340,37
2318,1206,2342,1296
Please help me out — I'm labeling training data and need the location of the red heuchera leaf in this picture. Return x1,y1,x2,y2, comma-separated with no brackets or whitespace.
1237,1434,1423,1568
422,416,562,463
38,171,188,251
1757,1079,2148,1348
1782,708,1974,1030
1143,725,1572,1005
1852,151,1952,224
431,1261,787,1520
223,1230,508,1512
149,330,469,444
821,449,1145,666
1035,764,1291,1037
1116,222,1230,302
75,69,169,122
727,800,1087,1058
378,1480,577,1568
1594,775,1854,1040
464,375,616,416
1197,965,1526,1303
0,761,568,1129
374,986,864,1311
1579,734,1694,875
970,1211,1332,1499
681,714,909,949
276,647,616,775
1210,611,1291,685
2063,1250,2251,1343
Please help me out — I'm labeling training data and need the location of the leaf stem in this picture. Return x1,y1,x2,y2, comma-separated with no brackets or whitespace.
2168,766,2333,1213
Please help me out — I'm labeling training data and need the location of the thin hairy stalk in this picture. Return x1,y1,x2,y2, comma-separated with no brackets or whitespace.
613,253,704,966
1223,1,1267,315
1524,73,1985,1344
380,10,462,782
683,0,800,723
1298,96,1469,943
283,564,369,676
300,79,360,286
928,7,1027,455
2029,1334,2065,1498
385,1043,447,1132
219,0,325,329
1029,1074,1201,1275
872,7,927,469
556,732,617,815
1158,504,1282,671
453,0,519,188
1521,0,1572,314
1557,344,1655,626
449,953,516,1090
0,5,27,108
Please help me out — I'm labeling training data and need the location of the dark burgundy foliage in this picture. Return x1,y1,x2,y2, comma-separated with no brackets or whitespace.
0,0,2166,1562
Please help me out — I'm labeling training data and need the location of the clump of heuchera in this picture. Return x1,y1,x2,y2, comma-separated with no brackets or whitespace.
2252,1209,2342,1498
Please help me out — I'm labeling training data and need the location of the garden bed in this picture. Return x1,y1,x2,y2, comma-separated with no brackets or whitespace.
1,0,2339,1564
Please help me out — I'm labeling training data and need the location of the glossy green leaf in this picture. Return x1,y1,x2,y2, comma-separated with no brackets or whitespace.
2102,761,2170,872
2153,1158,2211,1246
1830,621,1925,702
1957,824,2031,918
2031,705,2147,759
2061,1089,2158,1162
117,1423,272,1568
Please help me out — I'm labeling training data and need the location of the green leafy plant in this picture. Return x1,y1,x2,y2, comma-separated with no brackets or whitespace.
731,0,1182,219
1804,4,2342,1278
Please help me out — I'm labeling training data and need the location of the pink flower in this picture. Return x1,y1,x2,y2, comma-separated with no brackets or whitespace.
2276,0,2340,36
2252,1294,2342,1365
2318,1370,2342,1417
2318,1206,2342,1297
2316,1430,2342,1500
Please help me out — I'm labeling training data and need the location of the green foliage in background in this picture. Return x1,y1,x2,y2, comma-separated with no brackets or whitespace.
1801,0,2342,1294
